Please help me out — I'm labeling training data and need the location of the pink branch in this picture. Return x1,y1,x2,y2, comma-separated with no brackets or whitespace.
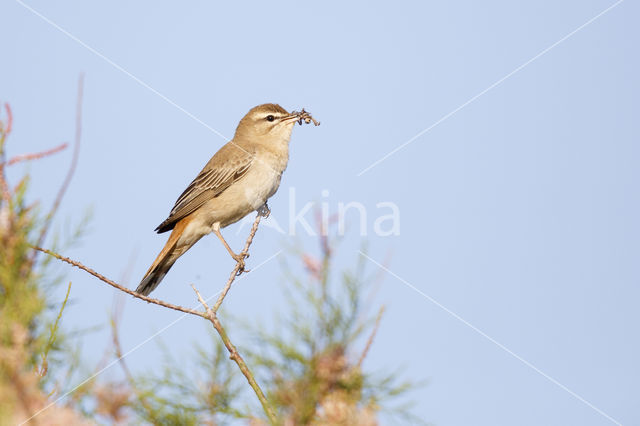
6,143,68,166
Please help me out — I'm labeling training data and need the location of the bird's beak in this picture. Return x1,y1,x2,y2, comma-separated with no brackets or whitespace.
281,112,302,123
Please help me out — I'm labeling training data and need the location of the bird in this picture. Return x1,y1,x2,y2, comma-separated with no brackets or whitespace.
136,103,313,296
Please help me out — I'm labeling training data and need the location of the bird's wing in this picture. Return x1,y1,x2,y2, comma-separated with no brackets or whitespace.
155,144,253,233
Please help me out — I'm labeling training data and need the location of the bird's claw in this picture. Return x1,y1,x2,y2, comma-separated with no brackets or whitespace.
257,203,271,218
233,252,250,275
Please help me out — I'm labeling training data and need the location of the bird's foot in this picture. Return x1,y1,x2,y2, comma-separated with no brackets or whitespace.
233,252,250,275
257,203,271,218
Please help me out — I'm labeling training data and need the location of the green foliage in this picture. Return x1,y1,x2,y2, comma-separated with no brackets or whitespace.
0,175,48,420
124,337,245,425
244,241,418,425
0,175,43,339
0,106,86,424
122,236,420,425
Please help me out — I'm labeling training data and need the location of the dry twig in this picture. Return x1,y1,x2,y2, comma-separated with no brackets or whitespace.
109,299,154,419
357,306,385,368
33,75,84,259
212,214,261,313
0,103,13,203
6,143,68,167
33,212,277,423
192,282,277,424
292,108,320,126
196,213,278,424
39,282,73,377
30,246,205,318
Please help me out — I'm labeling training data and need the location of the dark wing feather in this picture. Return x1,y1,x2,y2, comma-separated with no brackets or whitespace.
155,145,253,233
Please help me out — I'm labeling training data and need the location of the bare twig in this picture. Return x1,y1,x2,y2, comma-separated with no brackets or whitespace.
212,213,262,313
195,213,278,423
0,103,13,203
192,284,277,425
357,305,385,368
6,143,68,166
33,211,277,423
33,75,84,258
292,108,320,126
39,282,73,377
110,298,132,378
110,299,155,417
30,246,205,318
2,102,12,134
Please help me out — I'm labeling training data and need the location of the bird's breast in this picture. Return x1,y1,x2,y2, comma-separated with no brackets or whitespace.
244,151,287,202
200,150,288,228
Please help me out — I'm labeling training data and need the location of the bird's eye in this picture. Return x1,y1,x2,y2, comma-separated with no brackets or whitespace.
266,115,275,122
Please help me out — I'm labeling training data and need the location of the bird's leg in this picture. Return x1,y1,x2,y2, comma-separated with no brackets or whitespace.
212,223,249,273
257,202,270,218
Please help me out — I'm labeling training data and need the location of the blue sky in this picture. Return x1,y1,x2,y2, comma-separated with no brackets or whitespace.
1,1,639,424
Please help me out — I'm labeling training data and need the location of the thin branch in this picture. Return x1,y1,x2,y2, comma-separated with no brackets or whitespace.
3,102,12,134
0,103,13,203
110,299,155,417
192,283,277,425
6,143,68,166
31,246,204,318
110,297,132,378
33,211,276,423
358,305,385,368
39,281,73,377
34,75,84,257
212,214,262,313
194,213,278,423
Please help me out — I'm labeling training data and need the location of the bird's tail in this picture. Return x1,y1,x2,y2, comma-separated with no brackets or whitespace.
136,219,191,296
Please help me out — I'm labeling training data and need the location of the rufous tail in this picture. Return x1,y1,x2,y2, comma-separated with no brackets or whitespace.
136,218,191,296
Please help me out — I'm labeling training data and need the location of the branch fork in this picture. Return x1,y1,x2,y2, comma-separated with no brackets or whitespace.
33,212,278,424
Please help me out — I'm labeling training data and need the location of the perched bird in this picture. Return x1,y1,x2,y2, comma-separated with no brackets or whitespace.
136,103,312,296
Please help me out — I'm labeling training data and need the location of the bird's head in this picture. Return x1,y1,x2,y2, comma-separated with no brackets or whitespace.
234,103,301,143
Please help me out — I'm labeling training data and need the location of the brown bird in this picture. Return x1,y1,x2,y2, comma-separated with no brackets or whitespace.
136,103,312,296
